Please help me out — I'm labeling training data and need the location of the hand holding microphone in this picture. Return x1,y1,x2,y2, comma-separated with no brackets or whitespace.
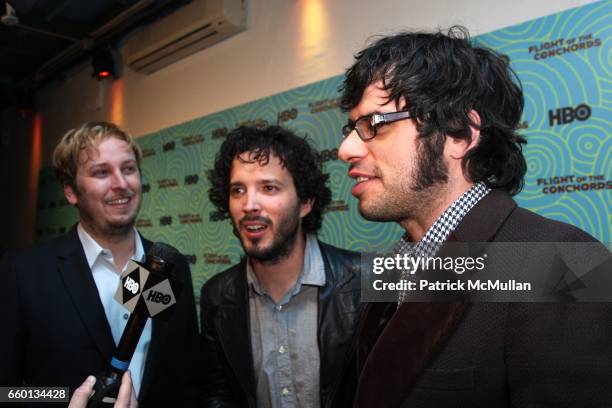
69,372,137,408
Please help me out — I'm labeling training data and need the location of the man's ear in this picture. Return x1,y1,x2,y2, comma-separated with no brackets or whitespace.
447,110,481,160
299,198,314,219
64,184,79,206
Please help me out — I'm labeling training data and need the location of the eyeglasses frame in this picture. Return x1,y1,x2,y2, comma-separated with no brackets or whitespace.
342,110,413,141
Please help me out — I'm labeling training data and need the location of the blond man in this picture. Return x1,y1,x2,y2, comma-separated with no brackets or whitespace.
0,122,200,407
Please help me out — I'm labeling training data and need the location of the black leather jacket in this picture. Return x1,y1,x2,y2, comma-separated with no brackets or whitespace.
200,241,364,408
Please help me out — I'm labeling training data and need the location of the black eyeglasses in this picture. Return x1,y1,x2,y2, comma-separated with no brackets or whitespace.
341,110,413,141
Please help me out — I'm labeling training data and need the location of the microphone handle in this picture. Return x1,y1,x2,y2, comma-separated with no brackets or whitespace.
86,310,148,408
113,312,148,372
86,371,121,408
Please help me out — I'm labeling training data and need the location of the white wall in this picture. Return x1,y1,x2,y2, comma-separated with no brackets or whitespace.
38,0,597,157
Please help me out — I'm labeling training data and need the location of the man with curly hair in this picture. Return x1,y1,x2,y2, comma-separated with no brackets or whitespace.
201,125,364,408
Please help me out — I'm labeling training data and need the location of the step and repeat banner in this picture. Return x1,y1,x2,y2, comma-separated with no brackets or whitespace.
36,1,611,297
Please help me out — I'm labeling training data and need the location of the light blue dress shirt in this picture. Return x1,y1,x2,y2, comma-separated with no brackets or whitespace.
246,234,325,408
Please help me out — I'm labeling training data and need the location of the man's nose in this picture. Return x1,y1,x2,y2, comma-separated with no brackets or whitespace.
110,170,129,190
243,190,261,213
338,130,367,163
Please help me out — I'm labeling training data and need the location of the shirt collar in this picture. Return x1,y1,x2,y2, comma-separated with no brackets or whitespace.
77,223,145,270
395,181,491,258
301,234,326,286
246,234,325,296
395,182,491,305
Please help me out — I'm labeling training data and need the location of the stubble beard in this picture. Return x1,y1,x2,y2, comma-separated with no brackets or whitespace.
238,205,302,264
77,190,141,240
358,135,449,224
81,208,138,239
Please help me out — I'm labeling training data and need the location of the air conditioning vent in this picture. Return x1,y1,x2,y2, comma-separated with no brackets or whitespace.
126,0,246,74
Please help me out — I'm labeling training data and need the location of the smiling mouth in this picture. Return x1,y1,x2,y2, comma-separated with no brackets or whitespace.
245,224,267,232
349,173,379,197
240,217,271,234
355,176,373,184
106,197,130,205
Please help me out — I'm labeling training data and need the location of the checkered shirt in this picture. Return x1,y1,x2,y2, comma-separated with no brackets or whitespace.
395,182,491,304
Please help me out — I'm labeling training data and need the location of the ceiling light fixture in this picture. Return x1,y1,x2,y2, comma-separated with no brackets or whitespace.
92,47,119,80
1,2,19,26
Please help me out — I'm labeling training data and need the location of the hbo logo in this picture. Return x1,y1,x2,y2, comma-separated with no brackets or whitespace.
549,104,591,126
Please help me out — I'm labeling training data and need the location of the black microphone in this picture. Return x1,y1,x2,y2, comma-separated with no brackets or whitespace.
87,242,183,407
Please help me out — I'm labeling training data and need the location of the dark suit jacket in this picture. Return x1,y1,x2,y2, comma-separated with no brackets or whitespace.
200,242,364,408
354,189,612,408
0,228,201,407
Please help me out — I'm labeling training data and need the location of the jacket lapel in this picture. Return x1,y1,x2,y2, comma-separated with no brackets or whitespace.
317,242,362,405
354,301,467,407
137,239,165,399
57,228,115,362
451,189,517,242
140,320,165,399
216,262,256,400
354,189,518,407
355,302,396,374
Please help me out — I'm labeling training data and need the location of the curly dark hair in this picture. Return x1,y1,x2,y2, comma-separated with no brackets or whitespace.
208,125,331,234
340,26,527,195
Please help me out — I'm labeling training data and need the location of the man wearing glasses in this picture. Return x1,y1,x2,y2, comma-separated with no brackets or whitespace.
338,27,612,407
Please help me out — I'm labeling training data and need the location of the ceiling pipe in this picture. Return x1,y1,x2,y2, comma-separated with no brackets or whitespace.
35,0,156,80
45,0,74,22
1,1,80,41
2,0,182,110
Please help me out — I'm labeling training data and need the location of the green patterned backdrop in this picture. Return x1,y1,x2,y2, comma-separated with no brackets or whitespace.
36,1,611,300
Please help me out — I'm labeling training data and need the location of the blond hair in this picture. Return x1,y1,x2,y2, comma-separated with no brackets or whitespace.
52,122,142,187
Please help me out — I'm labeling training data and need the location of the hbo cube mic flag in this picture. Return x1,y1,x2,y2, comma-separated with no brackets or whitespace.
87,243,184,408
